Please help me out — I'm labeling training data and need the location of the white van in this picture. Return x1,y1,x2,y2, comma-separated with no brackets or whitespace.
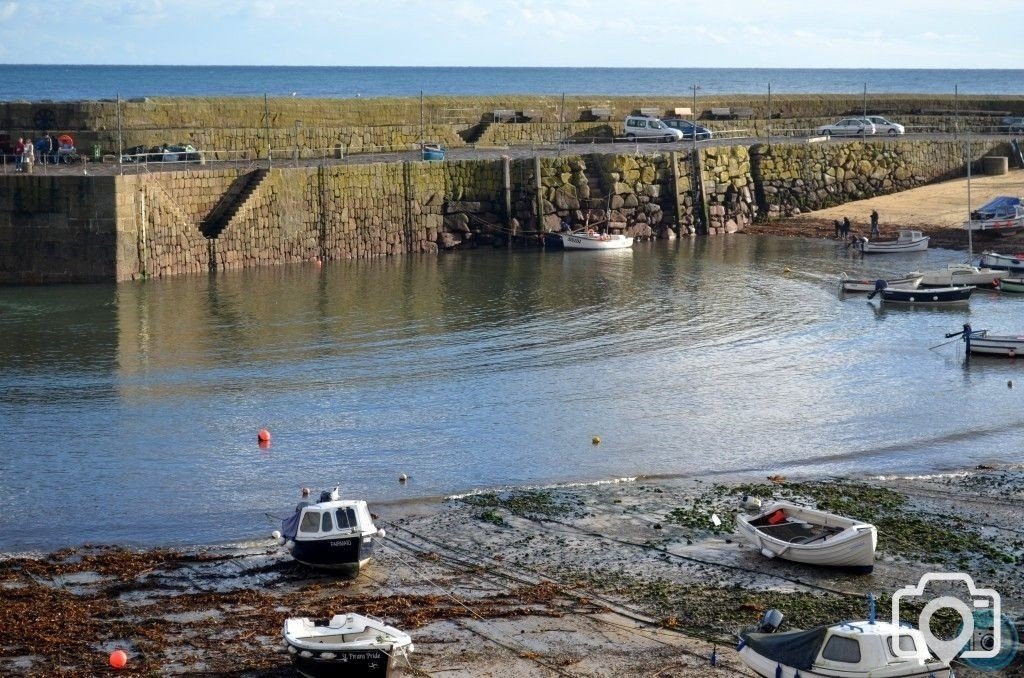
623,115,684,142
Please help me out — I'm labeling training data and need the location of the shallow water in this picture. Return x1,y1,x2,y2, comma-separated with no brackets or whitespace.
1,237,1022,551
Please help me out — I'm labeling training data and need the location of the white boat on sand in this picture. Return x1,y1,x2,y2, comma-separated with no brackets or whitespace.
963,196,1024,237
735,501,877,572
739,619,952,678
852,230,929,254
283,612,414,678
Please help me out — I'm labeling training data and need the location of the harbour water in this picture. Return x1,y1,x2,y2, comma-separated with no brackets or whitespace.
1,65,1023,101
2,237,1023,552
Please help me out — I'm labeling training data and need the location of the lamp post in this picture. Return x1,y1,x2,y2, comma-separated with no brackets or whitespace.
690,83,701,151
767,82,772,146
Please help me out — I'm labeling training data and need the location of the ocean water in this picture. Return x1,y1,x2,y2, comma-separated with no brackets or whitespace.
1,66,1023,101
2,237,1024,552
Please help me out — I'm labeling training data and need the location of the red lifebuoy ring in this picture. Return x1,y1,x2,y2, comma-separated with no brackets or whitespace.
994,278,1002,288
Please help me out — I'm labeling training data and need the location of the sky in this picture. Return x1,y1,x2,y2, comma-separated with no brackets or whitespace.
0,0,1021,69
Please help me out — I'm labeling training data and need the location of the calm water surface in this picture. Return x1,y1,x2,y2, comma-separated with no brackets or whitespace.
2,237,1022,551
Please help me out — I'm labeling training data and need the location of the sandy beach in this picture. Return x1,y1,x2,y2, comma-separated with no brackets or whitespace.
1,467,1021,677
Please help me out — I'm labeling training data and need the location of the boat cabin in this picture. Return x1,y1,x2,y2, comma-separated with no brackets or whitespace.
287,499,377,541
897,230,924,243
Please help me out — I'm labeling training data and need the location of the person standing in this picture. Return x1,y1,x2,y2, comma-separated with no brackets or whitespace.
22,139,34,174
13,137,24,172
834,219,842,238
870,209,880,238
842,216,852,238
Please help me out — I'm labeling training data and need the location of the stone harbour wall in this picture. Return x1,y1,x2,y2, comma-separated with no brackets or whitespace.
751,140,1012,218
0,139,1010,283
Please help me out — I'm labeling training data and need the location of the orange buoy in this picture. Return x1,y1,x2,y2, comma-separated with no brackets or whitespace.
109,650,128,669
258,428,271,443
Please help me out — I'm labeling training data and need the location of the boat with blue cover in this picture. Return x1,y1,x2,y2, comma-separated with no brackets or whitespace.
964,196,1024,237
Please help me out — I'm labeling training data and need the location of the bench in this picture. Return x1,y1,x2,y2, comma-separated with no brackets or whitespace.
588,107,612,121
492,109,516,123
710,107,733,120
519,109,544,123
733,107,755,119
639,107,660,118
673,107,692,117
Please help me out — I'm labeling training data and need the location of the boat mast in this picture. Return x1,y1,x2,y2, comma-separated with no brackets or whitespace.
967,137,973,261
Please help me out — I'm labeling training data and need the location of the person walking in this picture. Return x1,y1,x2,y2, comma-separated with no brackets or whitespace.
870,209,880,238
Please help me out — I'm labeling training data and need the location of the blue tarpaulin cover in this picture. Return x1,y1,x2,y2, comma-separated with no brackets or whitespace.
973,196,1021,220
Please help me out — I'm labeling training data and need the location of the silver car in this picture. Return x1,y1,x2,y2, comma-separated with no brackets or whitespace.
862,116,905,136
816,118,876,136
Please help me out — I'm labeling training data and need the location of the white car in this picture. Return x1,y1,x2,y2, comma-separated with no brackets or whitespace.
863,116,905,136
816,118,875,136
623,115,684,142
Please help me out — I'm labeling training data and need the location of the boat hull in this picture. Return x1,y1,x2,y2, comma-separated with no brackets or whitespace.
967,333,1024,357
858,236,929,253
880,286,973,304
735,502,877,571
839,275,921,293
292,648,402,678
738,647,952,678
979,251,1024,273
997,277,1024,293
919,265,1004,287
559,233,634,250
291,535,375,570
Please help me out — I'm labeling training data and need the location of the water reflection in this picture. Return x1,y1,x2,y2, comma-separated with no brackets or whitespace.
3,237,1024,550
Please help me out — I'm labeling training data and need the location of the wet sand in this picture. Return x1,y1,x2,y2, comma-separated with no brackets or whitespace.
1,469,1022,677
747,168,1024,251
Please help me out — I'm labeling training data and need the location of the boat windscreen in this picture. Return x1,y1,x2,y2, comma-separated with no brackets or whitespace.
742,627,829,671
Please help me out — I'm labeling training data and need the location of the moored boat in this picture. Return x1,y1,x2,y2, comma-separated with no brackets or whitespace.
838,272,922,293
735,501,877,572
283,613,414,678
274,489,384,571
869,282,973,304
997,276,1024,293
854,229,929,254
947,323,1024,358
964,196,1024,237
918,263,1005,288
738,618,952,678
558,230,634,250
979,251,1024,273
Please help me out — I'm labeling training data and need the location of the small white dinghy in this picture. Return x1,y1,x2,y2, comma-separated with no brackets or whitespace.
735,501,877,572
738,612,952,678
558,230,634,250
283,612,414,678
838,272,922,293
853,229,929,253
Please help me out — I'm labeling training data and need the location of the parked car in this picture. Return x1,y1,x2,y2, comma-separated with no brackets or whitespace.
862,116,905,136
623,115,684,142
661,119,713,140
815,118,876,136
161,144,200,162
121,143,201,163
1001,116,1024,134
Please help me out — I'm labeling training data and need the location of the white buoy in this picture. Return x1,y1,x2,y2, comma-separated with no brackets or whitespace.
399,473,408,482
710,513,722,527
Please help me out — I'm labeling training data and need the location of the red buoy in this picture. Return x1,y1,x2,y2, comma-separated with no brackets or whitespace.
258,428,271,443
109,650,128,669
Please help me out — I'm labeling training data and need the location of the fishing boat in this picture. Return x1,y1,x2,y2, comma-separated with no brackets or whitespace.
558,230,634,250
963,196,1024,237
947,323,1024,358
421,144,445,161
283,613,414,678
273,489,384,570
738,617,951,678
867,281,973,304
918,263,1005,287
838,272,922,293
735,501,877,572
997,277,1024,293
853,229,929,254
979,251,1024,273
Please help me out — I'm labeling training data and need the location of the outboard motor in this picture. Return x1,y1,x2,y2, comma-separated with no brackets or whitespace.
759,608,784,633
867,279,887,300
741,495,762,512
